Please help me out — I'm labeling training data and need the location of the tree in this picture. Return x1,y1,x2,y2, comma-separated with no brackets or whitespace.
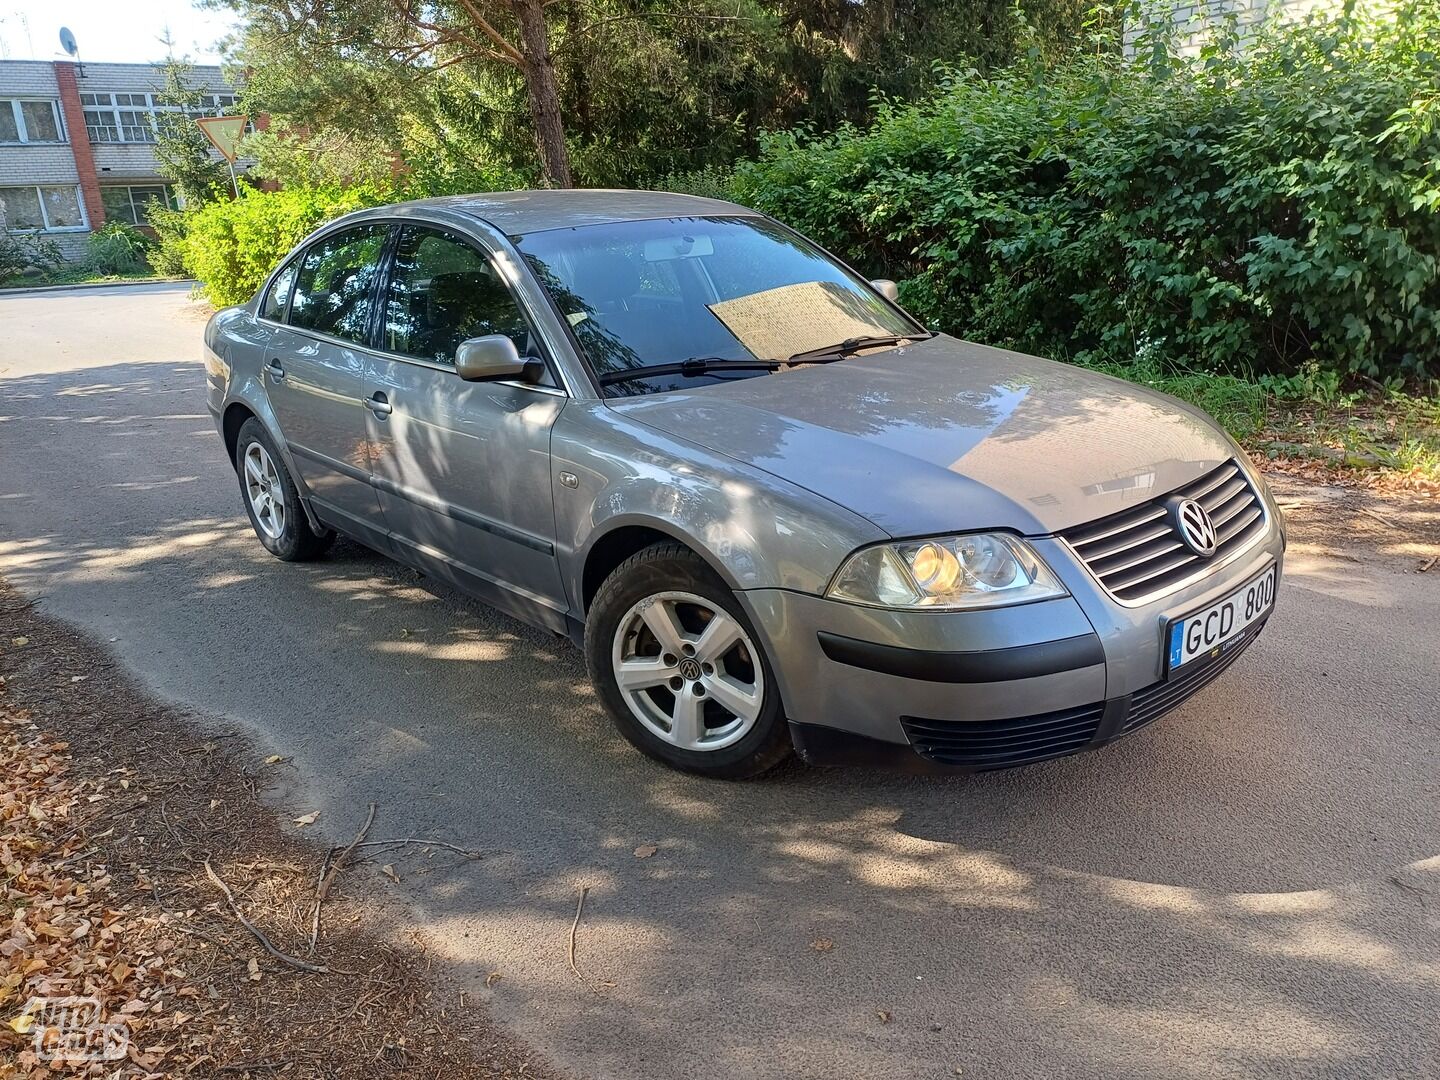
217,0,1104,190
151,60,232,205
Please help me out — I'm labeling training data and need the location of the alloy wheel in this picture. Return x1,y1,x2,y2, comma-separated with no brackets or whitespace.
243,442,286,540
611,591,765,752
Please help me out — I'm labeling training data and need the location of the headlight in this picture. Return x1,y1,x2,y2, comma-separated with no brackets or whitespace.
826,533,1068,610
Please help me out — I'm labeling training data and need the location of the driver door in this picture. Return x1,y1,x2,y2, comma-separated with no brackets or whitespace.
362,224,568,630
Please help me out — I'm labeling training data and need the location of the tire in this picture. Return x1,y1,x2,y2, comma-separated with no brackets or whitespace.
234,417,335,562
585,542,792,779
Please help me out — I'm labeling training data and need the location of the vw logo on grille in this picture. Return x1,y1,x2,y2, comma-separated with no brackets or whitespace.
1173,498,1218,557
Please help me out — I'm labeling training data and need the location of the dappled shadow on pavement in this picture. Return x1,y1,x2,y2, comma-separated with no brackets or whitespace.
2,357,1438,1079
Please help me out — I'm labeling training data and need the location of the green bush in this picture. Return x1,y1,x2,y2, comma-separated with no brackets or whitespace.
85,221,153,275
734,3,1440,384
0,232,62,286
182,184,392,306
653,165,739,202
145,204,192,278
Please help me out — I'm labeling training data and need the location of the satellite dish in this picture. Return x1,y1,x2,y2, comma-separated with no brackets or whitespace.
59,27,78,57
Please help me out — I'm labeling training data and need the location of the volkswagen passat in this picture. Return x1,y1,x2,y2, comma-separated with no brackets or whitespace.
205,190,1284,778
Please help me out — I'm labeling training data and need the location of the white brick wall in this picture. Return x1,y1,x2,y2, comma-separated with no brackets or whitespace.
1125,0,1348,55
92,144,172,181
0,60,60,96
0,146,80,184
76,62,231,97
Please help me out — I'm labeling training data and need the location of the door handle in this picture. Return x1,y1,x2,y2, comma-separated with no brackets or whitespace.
263,359,285,380
364,392,393,418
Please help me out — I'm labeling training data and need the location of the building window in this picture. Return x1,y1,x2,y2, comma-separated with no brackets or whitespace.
78,90,244,144
0,185,86,231
0,99,64,144
101,185,177,226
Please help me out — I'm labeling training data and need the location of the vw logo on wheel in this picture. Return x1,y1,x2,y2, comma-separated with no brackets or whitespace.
1173,498,1218,557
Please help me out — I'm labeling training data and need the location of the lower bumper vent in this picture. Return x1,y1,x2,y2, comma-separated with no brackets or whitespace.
901,703,1105,769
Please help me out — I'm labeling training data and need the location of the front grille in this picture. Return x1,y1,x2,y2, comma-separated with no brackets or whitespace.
901,702,1105,769
1123,619,1264,734
1062,461,1266,603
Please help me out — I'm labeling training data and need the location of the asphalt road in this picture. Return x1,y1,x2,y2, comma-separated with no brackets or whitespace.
2,284,1438,1079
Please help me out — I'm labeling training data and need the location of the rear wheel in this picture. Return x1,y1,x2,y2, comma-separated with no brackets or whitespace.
586,543,791,779
234,418,334,561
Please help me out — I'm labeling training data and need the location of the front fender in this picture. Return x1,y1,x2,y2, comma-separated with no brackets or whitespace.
553,402,886,607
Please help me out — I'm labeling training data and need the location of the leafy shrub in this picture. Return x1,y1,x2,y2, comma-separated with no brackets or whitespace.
145,204,192,278
182,184,392,306
734,3,1440,384
85,221,153,275
0,232,62,286
654,165,738,202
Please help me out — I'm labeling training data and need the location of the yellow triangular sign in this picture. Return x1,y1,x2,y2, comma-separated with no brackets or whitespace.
196,115,247,162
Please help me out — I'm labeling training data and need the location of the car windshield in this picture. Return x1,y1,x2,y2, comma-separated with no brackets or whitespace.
512,216,921,396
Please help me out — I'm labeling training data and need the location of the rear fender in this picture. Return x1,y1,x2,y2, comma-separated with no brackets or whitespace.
222,378,328,536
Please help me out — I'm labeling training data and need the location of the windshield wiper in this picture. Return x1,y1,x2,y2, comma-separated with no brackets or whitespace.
784,332,931,364
598,356,782,386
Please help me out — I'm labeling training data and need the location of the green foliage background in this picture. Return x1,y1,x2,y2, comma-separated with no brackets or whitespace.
170,1,1440,393
178,185,390,305
730,3,1440,384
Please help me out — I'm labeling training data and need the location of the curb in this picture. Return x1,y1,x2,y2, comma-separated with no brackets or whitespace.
0,278,195,296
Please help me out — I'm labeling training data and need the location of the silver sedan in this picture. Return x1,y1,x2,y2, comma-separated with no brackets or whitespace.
205,190,1285,778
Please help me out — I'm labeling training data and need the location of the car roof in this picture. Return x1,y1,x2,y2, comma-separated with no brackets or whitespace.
387,189,761,235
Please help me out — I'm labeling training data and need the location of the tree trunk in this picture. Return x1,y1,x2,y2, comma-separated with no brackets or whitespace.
513,0,572,187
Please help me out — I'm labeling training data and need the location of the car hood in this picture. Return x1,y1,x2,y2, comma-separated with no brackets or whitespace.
607,335,1238,537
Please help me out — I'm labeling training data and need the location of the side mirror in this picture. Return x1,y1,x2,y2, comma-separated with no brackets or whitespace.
870,278,900,302
455,335,534,382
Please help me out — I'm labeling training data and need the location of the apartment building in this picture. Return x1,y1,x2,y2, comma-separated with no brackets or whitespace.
0,59,243,262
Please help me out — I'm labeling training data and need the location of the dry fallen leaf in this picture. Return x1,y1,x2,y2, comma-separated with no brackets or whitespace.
876,1010,892,1024
633,844,657,859
263,755,287,766
293,811,320,828
247,958,261,982
810,937,834,953
10,637,28,647
8,1010,35,1035
381,864,400,883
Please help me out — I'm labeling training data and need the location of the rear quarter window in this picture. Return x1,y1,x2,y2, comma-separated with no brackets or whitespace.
260,261,297,322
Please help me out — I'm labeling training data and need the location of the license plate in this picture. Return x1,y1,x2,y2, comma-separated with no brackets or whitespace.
1166,565,1276,674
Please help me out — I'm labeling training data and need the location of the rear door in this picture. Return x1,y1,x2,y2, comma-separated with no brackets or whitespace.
261,224,388,530
362,223,568,627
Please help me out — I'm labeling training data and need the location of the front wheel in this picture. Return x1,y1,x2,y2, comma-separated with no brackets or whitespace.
585,543,792,779
234,418,334,562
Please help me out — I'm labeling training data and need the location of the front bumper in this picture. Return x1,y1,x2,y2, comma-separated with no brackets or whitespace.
741,482,1285,773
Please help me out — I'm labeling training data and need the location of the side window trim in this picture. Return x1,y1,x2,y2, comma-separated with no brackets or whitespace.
366,224,402,351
